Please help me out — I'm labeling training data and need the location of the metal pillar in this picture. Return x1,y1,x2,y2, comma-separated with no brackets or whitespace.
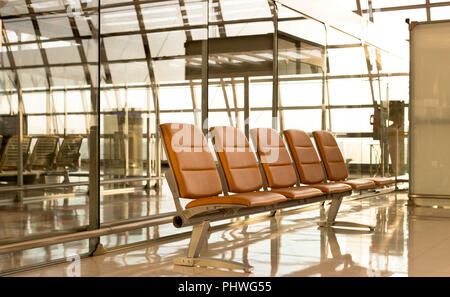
17,89,24,201
133,0,162,188
244,76,250,138
145,88,152,189
201,39,209,135
220,79,234,126
1,25,25,201
271,1,279,131
88,3,102,255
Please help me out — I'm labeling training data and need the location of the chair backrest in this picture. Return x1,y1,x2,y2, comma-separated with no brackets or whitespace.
160,123,223,199
312,130,348,181
283,129,326,184
55,135,83,168
0,135,32,170
29,136,59,169
250,127,297,188
210,126,262,193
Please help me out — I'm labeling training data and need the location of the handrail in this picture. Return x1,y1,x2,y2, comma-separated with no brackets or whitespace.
0,215,172,255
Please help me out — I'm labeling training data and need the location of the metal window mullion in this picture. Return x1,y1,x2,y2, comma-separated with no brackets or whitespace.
178,0,200,126
189,80,200,126
50,90,59,134
211,0,227,37
1,20,25,201
85,15,114,85
244,76,249,138
220,79,234,126
213,0,237,128
271,1,278,131
368,0,374,22
66,8,94,87
201,39,209,135
230,78,240,129
133,0,161,187
3,15,308,47
0,72,409,96
87,2,102,255
426,0,431,21
5,0,449,20
0,36,14,115
324,25,331,131
356,0,362,16
24,0,54,114
356,1,450,14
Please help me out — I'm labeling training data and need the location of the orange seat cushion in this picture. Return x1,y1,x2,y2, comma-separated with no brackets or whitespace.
270,187,324,199
341,178,376,190
369,177,395,186
185,191,287,209
305,182,352,194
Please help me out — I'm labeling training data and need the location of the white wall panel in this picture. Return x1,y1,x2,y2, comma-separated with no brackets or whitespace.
410,21,450,196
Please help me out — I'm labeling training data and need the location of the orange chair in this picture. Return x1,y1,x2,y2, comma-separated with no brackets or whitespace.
249,127,324,199
162,123,375,272
312,130,395,188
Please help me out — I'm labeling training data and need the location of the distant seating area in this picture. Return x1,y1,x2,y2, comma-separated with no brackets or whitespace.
0,134,83,183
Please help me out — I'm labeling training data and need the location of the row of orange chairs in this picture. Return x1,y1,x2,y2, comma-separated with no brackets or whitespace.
160,123,394,272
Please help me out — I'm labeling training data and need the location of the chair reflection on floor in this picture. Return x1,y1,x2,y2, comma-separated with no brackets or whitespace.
168,207,384,276
172,216,282,276
280,205,393,277
168,210,380,277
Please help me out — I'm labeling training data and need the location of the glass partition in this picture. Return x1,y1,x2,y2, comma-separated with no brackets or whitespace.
0,0,99,273
206,0,275,134
0,0,409,275
98,0,208,244
325,24,408,180
277,4,327,134
326,26,373,178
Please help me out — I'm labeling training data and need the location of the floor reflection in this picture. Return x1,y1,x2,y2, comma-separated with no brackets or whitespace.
6,192,450,276
0,181,175,243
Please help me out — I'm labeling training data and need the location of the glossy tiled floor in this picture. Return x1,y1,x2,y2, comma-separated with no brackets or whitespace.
8,190,450,277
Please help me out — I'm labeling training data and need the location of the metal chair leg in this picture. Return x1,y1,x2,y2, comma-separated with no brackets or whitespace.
173,221,254,273
317,197,375,231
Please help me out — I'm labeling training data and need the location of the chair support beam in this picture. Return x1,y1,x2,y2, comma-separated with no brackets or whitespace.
174,221,253,273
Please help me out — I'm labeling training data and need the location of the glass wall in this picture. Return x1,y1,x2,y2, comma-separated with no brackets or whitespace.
275,2,408,180
0,0,409,274
207,0,275,134
277,5,326,133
